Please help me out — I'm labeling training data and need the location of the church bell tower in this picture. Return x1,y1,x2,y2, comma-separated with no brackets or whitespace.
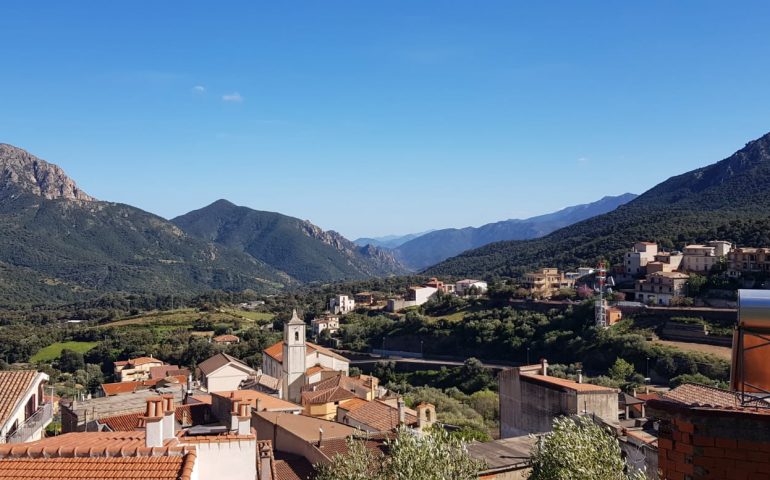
282,309,307,402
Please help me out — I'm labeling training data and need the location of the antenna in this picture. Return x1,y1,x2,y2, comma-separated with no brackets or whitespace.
595,261,608,328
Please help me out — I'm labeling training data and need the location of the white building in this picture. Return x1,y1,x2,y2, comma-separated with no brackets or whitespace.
681,241,732,272
624,242,658,276
329,295,356,314
0,370,52,444
455,279,488,296
262,310,350,403
408,286,439,305
197,352,257,393
311,315,340,336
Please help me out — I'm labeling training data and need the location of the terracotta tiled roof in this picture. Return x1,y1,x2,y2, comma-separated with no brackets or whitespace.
149,366,189,380
2,431,178,453
301,386,356,405
652,383,770,412
339,398,368,411
0,455,196,480
274,453,315,480
305,365,332,376
116,357,164,368
521,373,618,393
100,404,213,431
0,370,40,429
241,373,281,392
263,341,348,364
339,400,418,432
197,353,255,376
317,433,391,459
102,375,188,396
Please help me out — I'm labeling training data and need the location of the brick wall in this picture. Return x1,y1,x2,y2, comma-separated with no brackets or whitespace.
654,410,770,479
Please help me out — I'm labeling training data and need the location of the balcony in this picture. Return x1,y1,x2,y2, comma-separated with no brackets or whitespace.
4,402,53,444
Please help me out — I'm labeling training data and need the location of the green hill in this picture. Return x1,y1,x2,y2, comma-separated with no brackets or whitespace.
426,131,770,277
172,199,408,283
0,145,292,305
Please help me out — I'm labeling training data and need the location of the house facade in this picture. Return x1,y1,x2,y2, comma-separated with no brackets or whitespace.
197,352,257,393
0,370,52,444
624,242,658,276
521,268,571,298
113,356,166,382
681,241,731,272
329,295,356,314
635,271,689,305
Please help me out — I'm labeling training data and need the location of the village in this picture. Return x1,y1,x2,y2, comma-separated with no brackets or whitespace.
1,239,769,479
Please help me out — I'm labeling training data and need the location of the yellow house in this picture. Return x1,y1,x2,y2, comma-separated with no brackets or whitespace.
300,374,378,420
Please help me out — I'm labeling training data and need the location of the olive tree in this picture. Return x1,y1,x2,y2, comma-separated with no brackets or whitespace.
315,426,483,480
529,416,646,480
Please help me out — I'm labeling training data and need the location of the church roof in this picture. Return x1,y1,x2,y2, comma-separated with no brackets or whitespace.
263,341,349,364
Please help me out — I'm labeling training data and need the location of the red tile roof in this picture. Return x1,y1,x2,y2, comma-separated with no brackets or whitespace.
1,431,178,453
317,433,392,459
0,455,196,480
211,390,301,412
0,370,39,430
149,366,189,380
274,453,315,480
100,404,213,431
102,375,188,396
339,400,418,432
197,353,254,376
264,341,348,363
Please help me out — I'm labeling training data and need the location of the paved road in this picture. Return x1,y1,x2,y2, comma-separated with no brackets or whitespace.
349,355,513,370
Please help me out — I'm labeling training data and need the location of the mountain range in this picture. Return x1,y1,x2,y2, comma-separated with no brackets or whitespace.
427,131,770,277
0,144,404,305
386,193,637,270
353,232,434,249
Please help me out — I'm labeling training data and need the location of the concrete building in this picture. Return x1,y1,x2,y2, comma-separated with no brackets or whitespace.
329,295,356,314
113,356,167,382
521,268,572,298
624,242,659,276
681,241,731,272
407,285,439,305
196,353,257,393
499,360,619,438
311,315,339,336
455,279,489,296
262,311,350,403
728,246,770,276
0,370,52,444
635,271,690,305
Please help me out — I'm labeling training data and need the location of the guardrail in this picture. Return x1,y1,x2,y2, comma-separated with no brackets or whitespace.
5,402,53,444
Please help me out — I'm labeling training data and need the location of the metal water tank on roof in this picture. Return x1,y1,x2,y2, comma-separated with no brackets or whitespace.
737,289,770,329
731,290,770,396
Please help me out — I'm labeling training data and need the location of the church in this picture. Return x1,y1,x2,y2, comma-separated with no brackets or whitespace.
262,310,350,403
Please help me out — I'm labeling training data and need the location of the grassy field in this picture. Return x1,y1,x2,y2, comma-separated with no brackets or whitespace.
30,341,99,362
652,339,732,360
100,308,274,330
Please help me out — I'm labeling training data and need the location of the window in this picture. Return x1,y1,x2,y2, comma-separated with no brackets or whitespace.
294,331,299,342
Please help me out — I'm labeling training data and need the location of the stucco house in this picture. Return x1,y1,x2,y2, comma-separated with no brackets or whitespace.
0,370,52,444
197,352,257,393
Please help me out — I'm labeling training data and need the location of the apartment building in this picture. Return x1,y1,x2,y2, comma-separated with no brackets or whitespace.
329,295,356,314
635,271,690,305
681,241,731,272
0,370,52,444
728,246,770,276
521,268,572,298
624,242,658,275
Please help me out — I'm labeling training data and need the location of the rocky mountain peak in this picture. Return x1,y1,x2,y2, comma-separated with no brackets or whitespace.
0,144,94,201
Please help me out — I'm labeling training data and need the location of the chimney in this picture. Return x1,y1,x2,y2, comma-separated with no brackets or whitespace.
397,398,406,425
231,400,251,435
540,358,549,376
161,394,176,441
577,369,583,384
318,428,324,446
142,397,164,448
185,373,193,403
255,398,261,413
258,442,274,480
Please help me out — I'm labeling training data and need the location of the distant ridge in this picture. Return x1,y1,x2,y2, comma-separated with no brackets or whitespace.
392,193,637,270
172,200,408,283
426,131,770,277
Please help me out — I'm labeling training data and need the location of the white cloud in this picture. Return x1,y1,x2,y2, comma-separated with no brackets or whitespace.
192,85,206,93
222,92,244,102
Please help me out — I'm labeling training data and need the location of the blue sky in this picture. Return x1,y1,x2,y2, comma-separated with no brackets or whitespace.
2,1,770,239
